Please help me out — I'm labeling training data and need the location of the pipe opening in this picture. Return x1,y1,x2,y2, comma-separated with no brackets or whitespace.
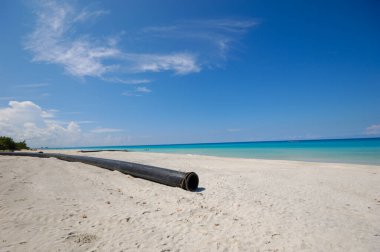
184,172,199,191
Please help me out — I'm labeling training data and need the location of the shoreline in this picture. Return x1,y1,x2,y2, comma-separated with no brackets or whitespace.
42,136,380,149
35,148,380,167
1,151,379,251
38,137,380,166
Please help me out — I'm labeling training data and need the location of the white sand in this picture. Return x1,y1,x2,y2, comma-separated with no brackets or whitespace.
1,150,380,251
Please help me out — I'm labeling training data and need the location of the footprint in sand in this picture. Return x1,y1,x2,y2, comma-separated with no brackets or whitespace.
65,232,98,245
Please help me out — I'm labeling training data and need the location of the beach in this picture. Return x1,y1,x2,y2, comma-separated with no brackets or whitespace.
1,150,380,251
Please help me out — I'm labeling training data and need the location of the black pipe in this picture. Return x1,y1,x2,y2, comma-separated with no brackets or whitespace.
0,152,199,191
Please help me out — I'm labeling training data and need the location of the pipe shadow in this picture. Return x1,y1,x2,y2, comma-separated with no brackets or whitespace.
195,187,205,192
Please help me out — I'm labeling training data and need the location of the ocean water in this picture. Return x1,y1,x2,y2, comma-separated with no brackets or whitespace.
55,138,380,165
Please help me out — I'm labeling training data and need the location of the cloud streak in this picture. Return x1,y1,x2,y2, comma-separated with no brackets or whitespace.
365,124,380,135
136,87,151,93
16,83,50,88
25,0,122,78
91,128,124,133
25,0,203,77
126,53,200,75
25,1,255,79
143,19,258,59
102,77,152,85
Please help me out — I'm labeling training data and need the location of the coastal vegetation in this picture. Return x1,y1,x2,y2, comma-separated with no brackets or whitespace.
0,136,30,151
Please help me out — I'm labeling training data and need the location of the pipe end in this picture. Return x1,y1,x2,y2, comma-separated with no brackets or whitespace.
183,172,199,191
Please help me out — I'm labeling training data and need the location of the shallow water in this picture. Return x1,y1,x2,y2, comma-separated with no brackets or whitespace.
52,138,380,165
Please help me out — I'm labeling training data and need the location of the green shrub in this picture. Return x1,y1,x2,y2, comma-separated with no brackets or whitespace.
15,140,29,150
0,136,30,151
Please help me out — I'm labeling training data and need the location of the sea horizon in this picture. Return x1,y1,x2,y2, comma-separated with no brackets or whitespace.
48,137,380,165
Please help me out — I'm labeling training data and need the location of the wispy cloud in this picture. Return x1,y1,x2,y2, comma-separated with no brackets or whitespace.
59,111,82,115
76,120,96,124
126,53,200,75
102,77,152,85
365,124,380,135
146,19,257,34
136,87,151,93
122,86,152,97
25,0,202,77
40,119,96,126
121,91,141,97
25,1,255,79
143,18,257,59
91,127,124,133
16,83,50,88
40,93,50,97
25,0,121,78
73,9,110,22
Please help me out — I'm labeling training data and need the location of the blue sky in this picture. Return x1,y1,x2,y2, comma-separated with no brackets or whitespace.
0,0,379,147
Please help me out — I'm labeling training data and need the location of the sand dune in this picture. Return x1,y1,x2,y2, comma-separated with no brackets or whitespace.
1,151,379,251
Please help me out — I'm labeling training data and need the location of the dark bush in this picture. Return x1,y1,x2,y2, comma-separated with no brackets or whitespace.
0,136,30,151
15,140,29,150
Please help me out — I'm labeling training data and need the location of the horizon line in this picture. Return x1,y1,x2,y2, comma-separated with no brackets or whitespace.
45,136,380,150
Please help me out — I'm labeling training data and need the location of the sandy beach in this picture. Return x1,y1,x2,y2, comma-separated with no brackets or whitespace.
1,150,379,251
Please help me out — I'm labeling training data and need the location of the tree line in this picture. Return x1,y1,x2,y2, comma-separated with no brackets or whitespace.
0,136,30,151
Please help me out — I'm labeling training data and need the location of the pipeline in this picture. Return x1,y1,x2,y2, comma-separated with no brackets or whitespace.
0,152,199,191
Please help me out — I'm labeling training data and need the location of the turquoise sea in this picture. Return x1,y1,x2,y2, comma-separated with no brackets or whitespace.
54,138,380,165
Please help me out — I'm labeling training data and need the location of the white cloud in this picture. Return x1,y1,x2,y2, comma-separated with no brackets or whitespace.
136,87,151,93
91,128,124,133
365,124,380,135
25,2,254,79
25,0,121,78
121,86,152,97
126,53,200,75
0,101,81,147
0,101,127,147
25,0,201,77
